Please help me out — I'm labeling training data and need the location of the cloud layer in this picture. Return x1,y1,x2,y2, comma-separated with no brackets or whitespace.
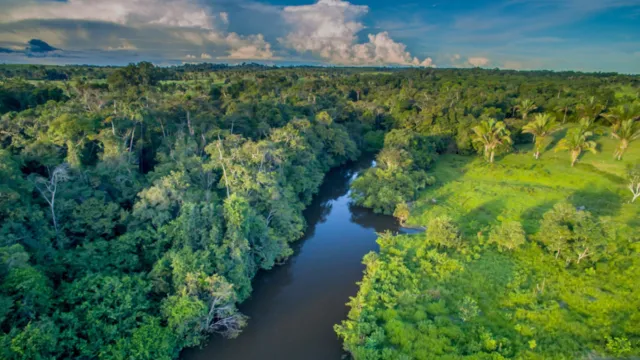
281,0,433,66
0,0,436,67
1,0,216,29
0,0,638,72
0,0,276,63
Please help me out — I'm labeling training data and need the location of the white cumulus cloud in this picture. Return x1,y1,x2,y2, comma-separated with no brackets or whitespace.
280,0,433,67
219,12,229,25
0,0,216,30
468,56,490,67
223,34,274,60
0,0,275,61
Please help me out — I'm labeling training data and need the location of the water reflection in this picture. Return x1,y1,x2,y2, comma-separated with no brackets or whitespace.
182,157,407,360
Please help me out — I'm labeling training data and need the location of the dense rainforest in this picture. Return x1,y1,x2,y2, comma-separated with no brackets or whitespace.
0,63,638,359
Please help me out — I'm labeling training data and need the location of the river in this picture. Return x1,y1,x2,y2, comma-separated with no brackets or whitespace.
182,157,421,360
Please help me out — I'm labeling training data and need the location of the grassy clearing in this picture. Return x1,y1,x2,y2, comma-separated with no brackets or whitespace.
409,132,639,234
337,132,640,359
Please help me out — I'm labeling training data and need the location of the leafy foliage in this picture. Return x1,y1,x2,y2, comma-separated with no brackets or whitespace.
1,63,639,359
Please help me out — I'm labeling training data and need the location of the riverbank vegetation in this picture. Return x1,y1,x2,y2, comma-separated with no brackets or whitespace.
337,75,640,358
0,63,370,359
1,63,639,359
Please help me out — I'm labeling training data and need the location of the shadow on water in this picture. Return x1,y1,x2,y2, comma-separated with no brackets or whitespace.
181,156,409,360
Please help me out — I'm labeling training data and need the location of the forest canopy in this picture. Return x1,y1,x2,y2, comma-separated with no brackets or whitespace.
0,63,639,359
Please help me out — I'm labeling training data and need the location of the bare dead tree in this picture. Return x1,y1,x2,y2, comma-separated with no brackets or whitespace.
629,173,640,203
203,276,248,339
216,134,231,198
31,164,71,236
187,110,195,136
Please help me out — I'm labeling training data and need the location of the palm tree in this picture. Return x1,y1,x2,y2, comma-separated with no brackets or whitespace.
576,96,604,122
471,119,512,163
554,103,571,124
515,99,537,120
612,119,640,160
522,113,562,159
555,129,598,167
602,104,640,137
578,117,597,132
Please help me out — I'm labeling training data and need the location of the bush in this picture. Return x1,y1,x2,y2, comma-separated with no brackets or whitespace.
426,216,461,249
488,221,526,251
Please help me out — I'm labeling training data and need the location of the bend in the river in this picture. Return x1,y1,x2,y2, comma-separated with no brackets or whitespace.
182,157,421,360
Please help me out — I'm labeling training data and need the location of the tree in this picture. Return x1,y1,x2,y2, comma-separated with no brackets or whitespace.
488,221,526,251
576,96,604,122
47,114,97,166
611,119,640,160
30,163,71,236
538,202,603,264
522,113,561,159
515,99,537,120
628,164,640,203
104,317,177,360
393,202,410,226
471,118,512,163
602,104,639,136
555,128,597,167
426,216,461,249
162,273,247,348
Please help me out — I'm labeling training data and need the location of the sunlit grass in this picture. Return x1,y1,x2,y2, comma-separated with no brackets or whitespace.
410,131,639,235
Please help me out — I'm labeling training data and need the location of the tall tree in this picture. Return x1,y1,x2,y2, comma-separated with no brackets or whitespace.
515,99,537,120
471,118,512,163
603,104,640,136
522,113,561,159
555,128,598,167
576,96,604,123
30,164,71,236
611,119,640,160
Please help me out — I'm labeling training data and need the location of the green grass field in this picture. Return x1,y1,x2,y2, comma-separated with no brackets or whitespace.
337,131,640,359
409,131,639,235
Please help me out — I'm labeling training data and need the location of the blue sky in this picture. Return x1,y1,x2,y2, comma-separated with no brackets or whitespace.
0,0,639,72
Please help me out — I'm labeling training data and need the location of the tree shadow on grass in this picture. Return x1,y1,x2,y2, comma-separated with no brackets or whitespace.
568,187,623,217
458,198,507,237
578,163,626,185
548,127,569,150
520,201,558,234
409,155,474,221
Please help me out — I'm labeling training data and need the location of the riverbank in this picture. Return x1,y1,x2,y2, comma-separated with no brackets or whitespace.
183,158,415,360
336,135,640,359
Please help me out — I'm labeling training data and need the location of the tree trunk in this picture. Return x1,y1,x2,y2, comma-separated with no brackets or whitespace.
571,151,579,167
619,141,627,160
50,200,58,235
563,107,568,124
632,187,640,203
490,151,495,163
217,134,231,199
159,119,166,139
187,110,194,136
577,248,589,263
129,125,136,153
